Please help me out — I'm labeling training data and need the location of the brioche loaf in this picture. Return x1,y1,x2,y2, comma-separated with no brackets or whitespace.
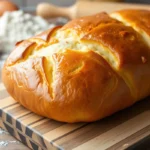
2,9,150,123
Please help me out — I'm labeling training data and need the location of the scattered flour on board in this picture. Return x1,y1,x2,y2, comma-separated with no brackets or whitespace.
0,128,8,134
0,140,20,147
0,141,8,147
0,128,19,147
0,10,55,53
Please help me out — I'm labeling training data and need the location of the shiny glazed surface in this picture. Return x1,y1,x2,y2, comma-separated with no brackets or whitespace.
2,9,150,122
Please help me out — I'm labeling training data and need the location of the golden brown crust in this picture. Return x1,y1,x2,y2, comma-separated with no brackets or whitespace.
62,10,150,99
62,12,120,35
34,26,62,41
2,50,133,122
82,23,149,67
6,26,61,66
2,9,150,122
113,9,150,37
82,22,150,99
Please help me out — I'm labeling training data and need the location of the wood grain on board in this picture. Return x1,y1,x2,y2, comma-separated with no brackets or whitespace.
0,84,29,150
0,82,149,150
0,68,27,150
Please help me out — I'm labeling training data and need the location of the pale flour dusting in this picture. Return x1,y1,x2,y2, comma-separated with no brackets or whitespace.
0,140,20,147
0,128,19,147
0,141,8,147
0,10,55,53
0,128,9,134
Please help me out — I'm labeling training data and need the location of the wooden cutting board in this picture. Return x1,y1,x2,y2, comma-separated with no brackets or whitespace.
0,82,150,150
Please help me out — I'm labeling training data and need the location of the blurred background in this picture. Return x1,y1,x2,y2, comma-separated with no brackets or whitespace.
7,0,150,13
9,0,150,8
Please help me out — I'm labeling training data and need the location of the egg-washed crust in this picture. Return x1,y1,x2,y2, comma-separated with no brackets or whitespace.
111,9,150,37
2,9,150,123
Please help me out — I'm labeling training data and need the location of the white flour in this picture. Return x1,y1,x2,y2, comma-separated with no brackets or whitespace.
0,140,20,147
0,10,55,53
0,128,19,147
0,128,8,134
0,141,8,147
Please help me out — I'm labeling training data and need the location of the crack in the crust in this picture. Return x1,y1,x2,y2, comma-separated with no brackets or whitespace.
46,22,147,100
8,22,123,101
32,24,119,67
7,28,60,68
109,13,150,100
43,56,54,99
68,62,84,75
29,27,119,101
110,13,150,48
9,13,148,101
